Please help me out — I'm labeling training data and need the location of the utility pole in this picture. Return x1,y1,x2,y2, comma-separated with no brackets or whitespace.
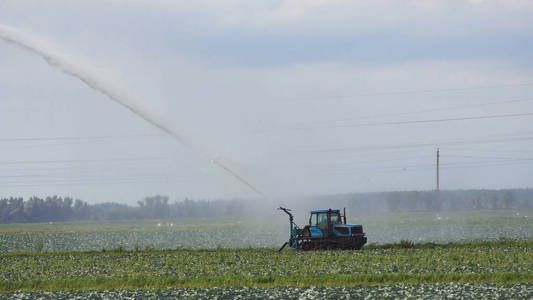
437,148,440,191
436,148,440,210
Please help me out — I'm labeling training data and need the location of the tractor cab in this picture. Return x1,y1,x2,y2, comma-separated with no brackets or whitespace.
309,209,342,236
306,208,365,240
278,206,366,251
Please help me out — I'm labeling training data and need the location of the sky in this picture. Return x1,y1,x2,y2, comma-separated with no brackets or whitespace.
0,0,532,204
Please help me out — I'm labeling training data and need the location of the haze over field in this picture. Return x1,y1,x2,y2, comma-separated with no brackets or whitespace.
1,1,532,204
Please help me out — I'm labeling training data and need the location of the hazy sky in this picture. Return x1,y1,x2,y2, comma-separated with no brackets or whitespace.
1,0,532,204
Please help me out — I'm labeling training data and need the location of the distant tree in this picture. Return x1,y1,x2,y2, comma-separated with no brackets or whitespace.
503,191,515,209
488,193,500,209
138,195,169,219
73,198,90,219
1,188,532,223
0,198,7,221
385,192,400,212
7,197,25,222
422,192,434,211
405,191,419,211
24,196,43,222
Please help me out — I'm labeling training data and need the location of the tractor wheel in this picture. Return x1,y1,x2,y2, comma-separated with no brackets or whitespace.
302,242,312,251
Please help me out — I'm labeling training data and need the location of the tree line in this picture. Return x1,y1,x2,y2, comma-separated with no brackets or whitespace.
0,195,244,224
311,188,532,213
0,188,531,223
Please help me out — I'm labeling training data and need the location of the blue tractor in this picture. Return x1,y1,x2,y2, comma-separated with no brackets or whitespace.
278,207,367,251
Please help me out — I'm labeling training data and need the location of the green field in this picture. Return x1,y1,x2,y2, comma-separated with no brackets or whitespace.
0,210,532,299
2,284,533,299
0,240,532,291
0,210,531,253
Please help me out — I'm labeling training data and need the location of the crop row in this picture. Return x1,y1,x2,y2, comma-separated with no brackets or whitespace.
0,218,531,253
0,210,531,253
2,284,533,299
0,228,285,253
0,243,531,283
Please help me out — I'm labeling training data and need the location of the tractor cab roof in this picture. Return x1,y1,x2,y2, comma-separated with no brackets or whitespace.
310,209,340,214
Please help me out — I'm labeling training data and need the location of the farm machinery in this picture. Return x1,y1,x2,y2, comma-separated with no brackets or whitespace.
278,207,366,251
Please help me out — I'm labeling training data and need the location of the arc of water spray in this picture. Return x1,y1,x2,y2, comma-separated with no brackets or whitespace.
0,24,263,196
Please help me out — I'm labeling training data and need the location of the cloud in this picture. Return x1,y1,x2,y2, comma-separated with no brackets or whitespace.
0,1,532,201
274,0,349,19
3,1,533,36
2,0,532,69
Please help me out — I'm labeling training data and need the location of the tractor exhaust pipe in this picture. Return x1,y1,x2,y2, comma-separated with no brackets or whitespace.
343,207,347,224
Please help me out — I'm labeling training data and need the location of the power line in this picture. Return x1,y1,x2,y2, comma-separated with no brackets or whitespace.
0,134,162,142
329,97,533,123
0,164,179,173
0,176,203,188
444,147,533,155
0,174,198,182
278,82,533,102
258,112,533,133
0,157,173,165
258,98,533,132
444,154,533,160
299,135,533,154
0,135,169,151
0,171,189,179
320,159,533,175
0,165,189,177
339,112,533,128
306,155,434,168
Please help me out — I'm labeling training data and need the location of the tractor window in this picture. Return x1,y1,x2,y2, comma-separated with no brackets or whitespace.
331,213,342,224
310,213,327,227
310,213,317,226
311,212,342,227
316,213,328,229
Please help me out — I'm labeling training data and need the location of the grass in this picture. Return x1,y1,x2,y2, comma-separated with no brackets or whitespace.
2,272,531,292
0,240,531,292
363,239,532,249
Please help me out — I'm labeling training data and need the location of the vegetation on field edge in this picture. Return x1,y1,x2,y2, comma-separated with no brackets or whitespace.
1,272,531,292
0,239,528,257
2,188,532,224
